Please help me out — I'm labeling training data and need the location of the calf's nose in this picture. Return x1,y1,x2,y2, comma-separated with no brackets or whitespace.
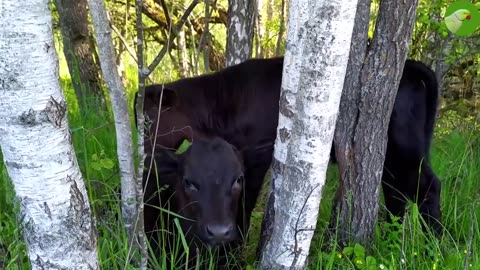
205,223,234,242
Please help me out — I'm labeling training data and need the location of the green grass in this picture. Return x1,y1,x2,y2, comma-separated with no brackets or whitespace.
1,45,480,269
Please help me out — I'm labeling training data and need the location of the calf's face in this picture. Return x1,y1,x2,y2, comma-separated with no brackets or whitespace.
157,137,244,247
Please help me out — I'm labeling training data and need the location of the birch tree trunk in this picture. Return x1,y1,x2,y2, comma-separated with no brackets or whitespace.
0,0,99,269
177,28,190,78
258,0,359,268
332,0,420,244
53,0,105,108
86,0,142,262
225,0,256,66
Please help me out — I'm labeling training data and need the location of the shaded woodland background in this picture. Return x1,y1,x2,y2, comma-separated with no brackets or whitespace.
50,0,480,116
1,0,480,269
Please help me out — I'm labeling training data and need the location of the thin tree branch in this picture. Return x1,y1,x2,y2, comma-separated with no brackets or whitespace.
111,23,138,62
158,0,171,28
110,19,155,84
146,0,200,76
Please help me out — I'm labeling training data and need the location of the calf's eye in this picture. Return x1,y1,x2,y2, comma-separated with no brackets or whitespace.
232,175,244,189
184,178,198,191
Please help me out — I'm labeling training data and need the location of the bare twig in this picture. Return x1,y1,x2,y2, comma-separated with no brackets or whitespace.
146,0,200,76
290,184,320,268
111,23,138,62
110,19,156,85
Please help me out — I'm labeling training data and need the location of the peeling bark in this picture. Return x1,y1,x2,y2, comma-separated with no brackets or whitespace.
332,0,420,245
0,0,99,268
258,0,358,268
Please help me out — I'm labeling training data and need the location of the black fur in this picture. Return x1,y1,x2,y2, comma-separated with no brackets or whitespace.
136,57,442,266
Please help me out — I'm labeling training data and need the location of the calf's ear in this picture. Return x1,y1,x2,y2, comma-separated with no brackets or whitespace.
152,149,182,176
144,85,177,111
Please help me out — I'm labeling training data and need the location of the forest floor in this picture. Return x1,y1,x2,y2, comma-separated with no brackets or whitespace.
1,61,480,270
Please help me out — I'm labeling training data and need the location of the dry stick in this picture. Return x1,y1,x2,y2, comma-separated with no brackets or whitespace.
134,0,148,269
145,0,200,77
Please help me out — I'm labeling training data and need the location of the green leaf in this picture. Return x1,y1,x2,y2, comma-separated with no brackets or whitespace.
91,162,102,171
100,158,114,169
354,243,366,258
176,139,192,154
342,246,354,256
366,256,377,270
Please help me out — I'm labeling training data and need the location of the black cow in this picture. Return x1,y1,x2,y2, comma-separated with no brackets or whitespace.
136,57,441,266
382,60,441,230
142,134,245,268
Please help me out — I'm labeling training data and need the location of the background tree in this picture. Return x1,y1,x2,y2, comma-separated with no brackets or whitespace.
225,0,256,66
53,0,106,108
0,0,99,268
259,0,359,268
332,0,420,244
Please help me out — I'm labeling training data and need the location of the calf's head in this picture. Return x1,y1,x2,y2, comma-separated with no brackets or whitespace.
156,137,245,247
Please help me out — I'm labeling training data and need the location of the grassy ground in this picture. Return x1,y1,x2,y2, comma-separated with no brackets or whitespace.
1,52,479,269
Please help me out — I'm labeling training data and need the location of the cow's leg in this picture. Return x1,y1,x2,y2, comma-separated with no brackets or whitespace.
239,161,271,237
235,147,273,235
408,163,443,235
382,162,442,235
381,168,408,222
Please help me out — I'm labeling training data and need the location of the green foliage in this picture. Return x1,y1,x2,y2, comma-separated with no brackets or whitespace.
0,164,29,270
2,1,480,268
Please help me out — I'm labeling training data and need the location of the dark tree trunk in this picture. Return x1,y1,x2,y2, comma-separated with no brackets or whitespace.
332,0,420,245
53,0,105,108
225,0,256,66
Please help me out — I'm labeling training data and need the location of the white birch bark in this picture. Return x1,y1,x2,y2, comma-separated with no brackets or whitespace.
0,0,99,269
259,0,359,268
225,0,256,66
86,0,139,253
